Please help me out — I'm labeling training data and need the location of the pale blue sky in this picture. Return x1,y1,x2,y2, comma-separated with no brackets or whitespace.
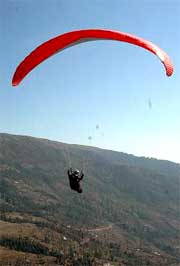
1,0,180,163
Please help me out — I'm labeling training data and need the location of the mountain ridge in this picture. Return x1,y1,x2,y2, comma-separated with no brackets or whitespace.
1,132,179,175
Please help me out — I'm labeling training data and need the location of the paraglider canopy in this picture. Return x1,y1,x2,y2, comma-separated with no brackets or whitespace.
12,29,174,86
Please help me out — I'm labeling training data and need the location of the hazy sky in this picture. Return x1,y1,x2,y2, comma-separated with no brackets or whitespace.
1,0,180,163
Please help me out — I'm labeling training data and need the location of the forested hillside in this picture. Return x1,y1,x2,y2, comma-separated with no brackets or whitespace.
0,133,179,266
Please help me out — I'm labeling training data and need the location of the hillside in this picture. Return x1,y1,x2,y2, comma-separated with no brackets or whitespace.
0,133,179,266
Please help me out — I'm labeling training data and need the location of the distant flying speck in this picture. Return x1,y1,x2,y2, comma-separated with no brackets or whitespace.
88,136,92,141
148,99,152,109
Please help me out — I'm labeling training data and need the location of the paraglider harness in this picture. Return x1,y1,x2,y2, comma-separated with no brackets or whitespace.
67,168,84,193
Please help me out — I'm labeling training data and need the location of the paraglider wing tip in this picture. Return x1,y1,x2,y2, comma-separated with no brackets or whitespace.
155,49,174,77
12,81,18,86
12,74,20,86
164,59,174,77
